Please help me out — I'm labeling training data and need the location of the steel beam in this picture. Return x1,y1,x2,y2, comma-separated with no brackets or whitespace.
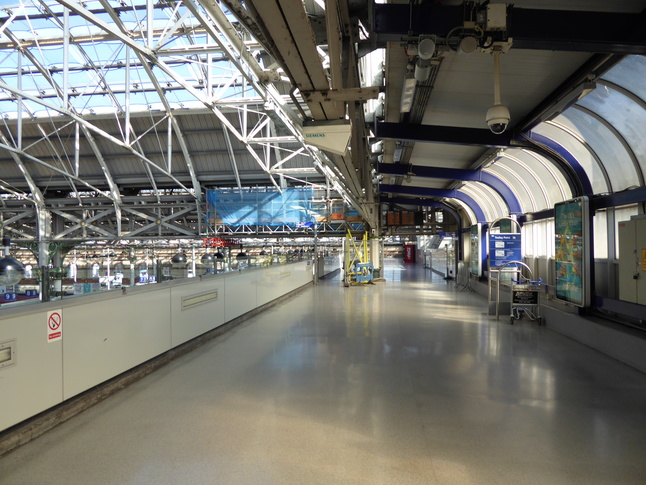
0,79,194,196
382,196,461,226
373,4,646,54
379,183,486,223
376,122,513,148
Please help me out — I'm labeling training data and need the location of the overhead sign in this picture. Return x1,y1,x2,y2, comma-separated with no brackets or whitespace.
47,309,63,343
489,233,522,268
302,121,352,155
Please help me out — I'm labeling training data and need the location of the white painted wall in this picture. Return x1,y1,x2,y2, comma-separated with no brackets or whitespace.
0,261,312,432
170,279,225,348
63,288,173,399
224,270,258,322
0,307,64,432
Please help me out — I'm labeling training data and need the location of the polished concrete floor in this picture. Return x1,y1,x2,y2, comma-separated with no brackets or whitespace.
2,262,646,484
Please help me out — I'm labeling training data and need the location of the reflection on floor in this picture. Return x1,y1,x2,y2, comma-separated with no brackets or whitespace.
2,260,646,484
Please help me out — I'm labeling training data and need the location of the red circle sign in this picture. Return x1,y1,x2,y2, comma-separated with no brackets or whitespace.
48,313,62,330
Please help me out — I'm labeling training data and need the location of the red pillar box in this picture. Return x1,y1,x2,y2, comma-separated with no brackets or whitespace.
403,244,416,263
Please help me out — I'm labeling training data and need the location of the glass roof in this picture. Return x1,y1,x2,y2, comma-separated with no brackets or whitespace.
0,0,262,122
0,0,327,201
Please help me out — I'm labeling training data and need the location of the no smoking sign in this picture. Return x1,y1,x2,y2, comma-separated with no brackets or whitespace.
47,309,63,342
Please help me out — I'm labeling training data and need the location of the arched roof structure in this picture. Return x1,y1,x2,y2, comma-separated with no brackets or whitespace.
0,0,645,243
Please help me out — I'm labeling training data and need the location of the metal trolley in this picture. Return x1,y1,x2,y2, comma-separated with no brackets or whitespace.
510,274,543,325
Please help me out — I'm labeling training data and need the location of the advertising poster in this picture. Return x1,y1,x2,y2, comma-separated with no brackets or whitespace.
470,224,481,276
206,187,314,227
554,197,589,306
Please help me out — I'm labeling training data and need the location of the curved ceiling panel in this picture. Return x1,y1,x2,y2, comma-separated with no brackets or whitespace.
558,109,642,191
601,55,646,102
530,122,609,195
576,80,646,183
486,148,572,212
485,162,538,214
461,182,507,222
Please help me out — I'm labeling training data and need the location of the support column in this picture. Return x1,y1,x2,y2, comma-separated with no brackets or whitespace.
370,237,384,279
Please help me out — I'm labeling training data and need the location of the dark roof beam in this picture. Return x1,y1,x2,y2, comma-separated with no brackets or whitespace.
373,4,646,54
379,183,486,223
376,122,513,148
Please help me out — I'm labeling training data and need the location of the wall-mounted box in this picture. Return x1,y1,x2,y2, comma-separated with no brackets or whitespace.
618,216,646,305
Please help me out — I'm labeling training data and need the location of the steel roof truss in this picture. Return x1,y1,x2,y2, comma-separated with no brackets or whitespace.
222,125,243,193
50,208,117,239
122,205,197,238
5,24,124,208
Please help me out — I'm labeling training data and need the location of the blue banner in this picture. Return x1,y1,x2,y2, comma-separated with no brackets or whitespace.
206,187,315,227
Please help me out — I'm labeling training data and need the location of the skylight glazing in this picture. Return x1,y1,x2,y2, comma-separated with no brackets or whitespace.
0,0,263,121
0,0,324,201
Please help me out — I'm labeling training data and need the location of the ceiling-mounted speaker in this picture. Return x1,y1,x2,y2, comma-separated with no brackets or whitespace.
417,38,436,60
459,36,478,54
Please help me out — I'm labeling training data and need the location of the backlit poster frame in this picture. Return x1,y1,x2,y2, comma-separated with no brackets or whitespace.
470,224,482,276
554,196,590,307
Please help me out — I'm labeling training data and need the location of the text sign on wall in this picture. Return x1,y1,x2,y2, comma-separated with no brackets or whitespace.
489,233,522,268
47,309,63,343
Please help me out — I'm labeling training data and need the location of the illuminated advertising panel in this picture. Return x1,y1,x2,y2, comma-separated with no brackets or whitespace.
554,196,590,307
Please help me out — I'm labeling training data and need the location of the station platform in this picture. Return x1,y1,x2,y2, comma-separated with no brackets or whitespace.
1,261,645,484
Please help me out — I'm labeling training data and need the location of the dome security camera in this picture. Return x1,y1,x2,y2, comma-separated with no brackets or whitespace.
486,104,510,134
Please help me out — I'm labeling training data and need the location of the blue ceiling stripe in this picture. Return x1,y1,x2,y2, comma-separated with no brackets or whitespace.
378,164,522,214
379,184,487,223
525,131,594,195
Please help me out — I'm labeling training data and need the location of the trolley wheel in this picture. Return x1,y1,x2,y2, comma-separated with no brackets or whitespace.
537,317,543,326
509,316,514,325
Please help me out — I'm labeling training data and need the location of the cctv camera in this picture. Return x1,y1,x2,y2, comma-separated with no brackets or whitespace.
486,104,510,134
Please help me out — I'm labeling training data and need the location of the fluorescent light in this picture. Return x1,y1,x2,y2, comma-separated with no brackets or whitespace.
400,76,416,113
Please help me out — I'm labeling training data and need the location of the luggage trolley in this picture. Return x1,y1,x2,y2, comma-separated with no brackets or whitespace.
510,274,542,325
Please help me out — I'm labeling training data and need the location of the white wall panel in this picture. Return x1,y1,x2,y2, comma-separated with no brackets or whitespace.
0,261,311,432
257,261,311,306
224,270,258,321
63,289,172,399
0,309,63,431
170,277,226,347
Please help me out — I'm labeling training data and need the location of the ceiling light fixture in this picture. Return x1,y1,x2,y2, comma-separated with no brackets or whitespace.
400,63,417,113
0,237,25,286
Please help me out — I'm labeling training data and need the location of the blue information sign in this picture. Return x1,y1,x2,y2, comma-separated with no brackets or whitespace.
489,234,522,268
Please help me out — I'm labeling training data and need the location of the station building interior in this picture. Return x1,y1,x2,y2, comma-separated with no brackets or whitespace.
1,0,646,482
